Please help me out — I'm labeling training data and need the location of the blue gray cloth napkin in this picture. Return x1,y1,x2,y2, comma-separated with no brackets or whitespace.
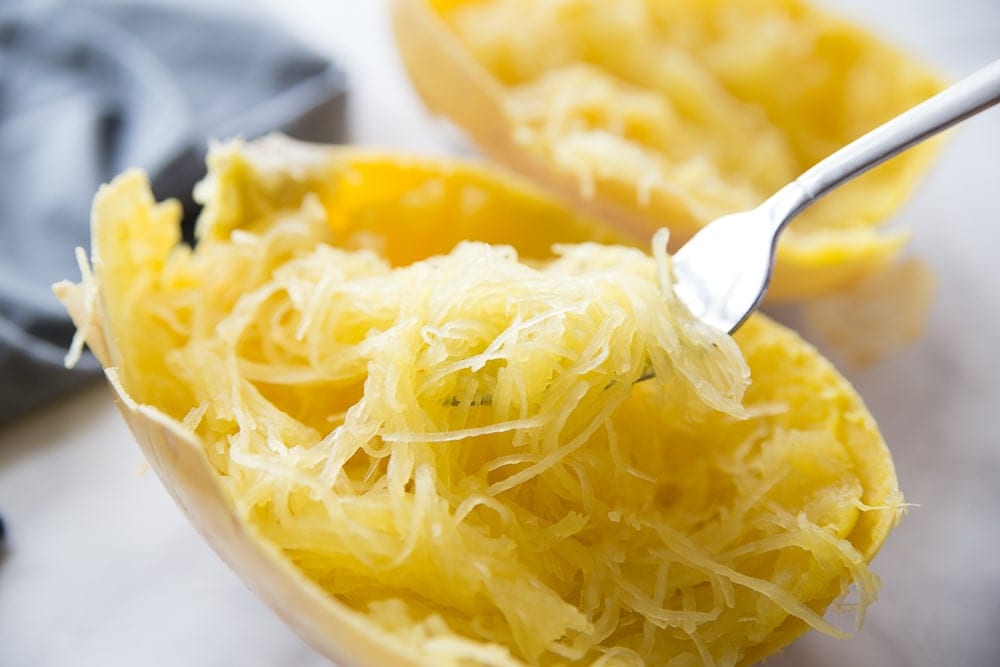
0,0,347,424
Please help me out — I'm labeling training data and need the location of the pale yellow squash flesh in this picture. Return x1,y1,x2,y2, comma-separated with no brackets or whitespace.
391,0,944,300
56,136,900,666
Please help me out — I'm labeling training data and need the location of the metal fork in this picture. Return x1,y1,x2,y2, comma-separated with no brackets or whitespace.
672,58,1000,334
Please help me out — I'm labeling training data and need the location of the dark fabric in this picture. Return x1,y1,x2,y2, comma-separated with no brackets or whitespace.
0,0,348,424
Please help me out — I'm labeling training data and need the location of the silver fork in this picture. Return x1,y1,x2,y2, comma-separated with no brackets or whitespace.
672,58,1000,334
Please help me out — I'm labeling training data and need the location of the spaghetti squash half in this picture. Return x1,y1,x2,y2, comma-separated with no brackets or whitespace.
57,136,900,666
391,0,943,300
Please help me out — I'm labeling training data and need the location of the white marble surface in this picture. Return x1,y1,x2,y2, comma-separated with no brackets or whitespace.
1,1,998,665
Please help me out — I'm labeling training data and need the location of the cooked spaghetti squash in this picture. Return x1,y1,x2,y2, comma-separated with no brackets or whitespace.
56,136,900,666
392,0,943,300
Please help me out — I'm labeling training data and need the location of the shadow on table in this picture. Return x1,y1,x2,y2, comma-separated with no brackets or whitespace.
0,383,114,470
0,513,6,568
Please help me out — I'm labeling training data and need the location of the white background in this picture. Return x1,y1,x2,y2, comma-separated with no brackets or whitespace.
1,1,998,665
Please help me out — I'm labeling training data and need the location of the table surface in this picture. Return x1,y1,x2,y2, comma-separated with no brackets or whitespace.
2,1,999,665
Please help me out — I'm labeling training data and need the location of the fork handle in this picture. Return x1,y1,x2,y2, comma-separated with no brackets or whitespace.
772,57,1000,223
